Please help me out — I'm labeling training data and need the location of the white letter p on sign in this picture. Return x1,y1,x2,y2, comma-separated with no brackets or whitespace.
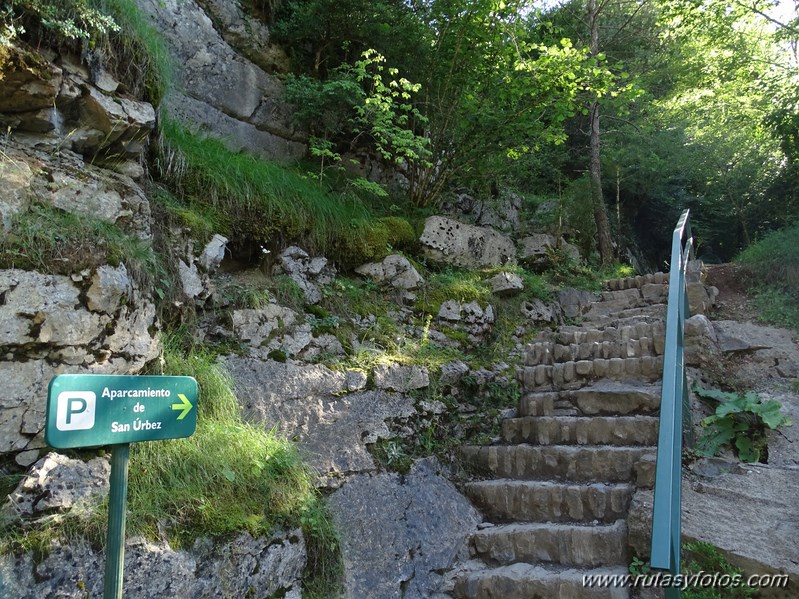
56,391,96,431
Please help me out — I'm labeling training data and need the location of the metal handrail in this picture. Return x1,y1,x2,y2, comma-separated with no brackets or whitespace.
650,209,694,598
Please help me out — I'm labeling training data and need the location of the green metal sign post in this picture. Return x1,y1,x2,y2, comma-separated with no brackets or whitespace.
45,374,198,599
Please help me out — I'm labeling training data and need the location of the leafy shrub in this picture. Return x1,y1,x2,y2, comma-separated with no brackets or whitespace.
2,0,119,46
736,220,799,289
694,386,792,463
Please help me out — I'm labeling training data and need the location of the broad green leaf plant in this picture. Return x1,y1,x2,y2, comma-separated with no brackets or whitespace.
694,386,792,462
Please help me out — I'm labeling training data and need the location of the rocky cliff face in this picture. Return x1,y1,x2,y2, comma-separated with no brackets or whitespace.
136,0,306,161
0,40,162,463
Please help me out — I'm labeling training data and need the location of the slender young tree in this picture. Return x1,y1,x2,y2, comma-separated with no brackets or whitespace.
587,0,614,264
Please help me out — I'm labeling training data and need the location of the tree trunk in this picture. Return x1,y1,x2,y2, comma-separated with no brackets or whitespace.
588,0,614,265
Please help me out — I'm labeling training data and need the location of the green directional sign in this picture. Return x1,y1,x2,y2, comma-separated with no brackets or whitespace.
46,374,198,449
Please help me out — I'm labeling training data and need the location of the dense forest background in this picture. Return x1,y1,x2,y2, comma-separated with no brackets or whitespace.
267,0,799,266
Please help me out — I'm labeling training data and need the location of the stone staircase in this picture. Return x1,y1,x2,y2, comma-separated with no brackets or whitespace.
454,274,672,599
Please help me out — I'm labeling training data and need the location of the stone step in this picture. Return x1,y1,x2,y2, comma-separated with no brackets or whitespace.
454,563,630,599
465,480,633,523
502,416,660,446
585,304,667,326
461,445,652,483
599,284,669,305
520,356,664,391
585,301,667,322
518,391,557,416
519,381,661,417
471,520,629,568
605,272,668,291
540,322,666,346
524,336,662,366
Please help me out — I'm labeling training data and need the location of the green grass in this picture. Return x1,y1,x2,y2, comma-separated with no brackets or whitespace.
682,541,756,598
736,221,799,289
737,221,799,332
0,202,162,289
415,268,493,314
751,287,799,332
156,119,379,260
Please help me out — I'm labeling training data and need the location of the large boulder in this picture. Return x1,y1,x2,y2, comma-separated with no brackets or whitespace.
713,321,799,382
327,457,481,599
355,254,424,290
443,191,522,233
519,233,581,267
629,466,799,598
420,216,516,268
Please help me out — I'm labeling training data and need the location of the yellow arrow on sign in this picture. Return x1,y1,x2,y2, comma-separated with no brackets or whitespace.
171,393,193,420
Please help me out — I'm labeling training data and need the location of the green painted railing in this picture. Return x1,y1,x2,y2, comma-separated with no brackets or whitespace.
650,209,694,598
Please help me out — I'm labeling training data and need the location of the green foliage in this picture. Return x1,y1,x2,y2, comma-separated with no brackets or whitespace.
694,386,792,462
285,49,431,198
750,287,799,333
627,543,755,598
272,0,429,80
151,186,229,243
736,221,799,289
350,49,431,165
156,118,373,255
266,274,307,313
415,268,492,314
734,221,799,331
682,541,756,599
2,0,119,45
333,216,416,268
628,555,651,576
0,202,161,289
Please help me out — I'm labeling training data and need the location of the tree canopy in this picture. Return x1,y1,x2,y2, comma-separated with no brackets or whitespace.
271,0,797,263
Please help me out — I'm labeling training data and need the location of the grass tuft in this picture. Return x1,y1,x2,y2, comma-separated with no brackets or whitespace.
0,202,162,289
155,119,375,259
91,0,173,104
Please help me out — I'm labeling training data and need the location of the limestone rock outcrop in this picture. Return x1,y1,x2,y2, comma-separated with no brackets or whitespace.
0,268,159,455
135,0,305,161
223,357,417,485
355,254,425,290
0,139,152,239
0,45,156,165
328,458,481,599
420,216,516,268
